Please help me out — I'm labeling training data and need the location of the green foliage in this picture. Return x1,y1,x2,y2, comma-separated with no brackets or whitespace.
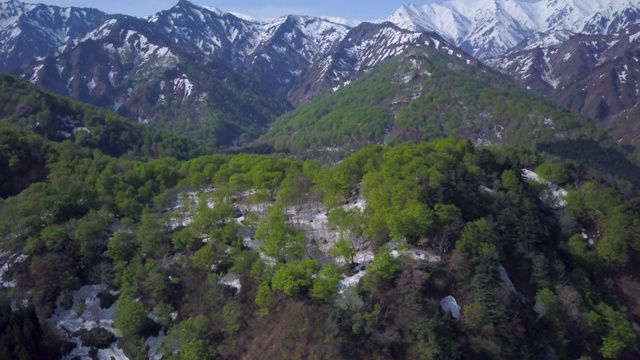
271,259,319,296
535,288,559,319
254,282,274,316
161,316,217,360
310,262,342,301
260,47,597,157
462,302,487,331
256,205,305,262
0,74,208,161
501,169,520,191
368,246,401,281
535,163,569,184
1,130,640,360
114,295,149,337
0,123,50,197
456,219,495,261
588,304,638,359
329,238,357,266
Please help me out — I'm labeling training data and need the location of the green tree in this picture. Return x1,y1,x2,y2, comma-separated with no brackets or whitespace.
368,246,401,281
256,205,304,262
311,262,342,301
600,306,636,359
271,259,319,296
535,163,568,184
114,295,149,337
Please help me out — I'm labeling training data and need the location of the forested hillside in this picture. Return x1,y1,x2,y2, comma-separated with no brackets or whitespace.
1,136,638,359
0,73,209,197
260,47,604,157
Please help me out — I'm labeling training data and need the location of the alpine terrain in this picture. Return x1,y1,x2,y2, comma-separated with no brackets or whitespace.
1,1,640,360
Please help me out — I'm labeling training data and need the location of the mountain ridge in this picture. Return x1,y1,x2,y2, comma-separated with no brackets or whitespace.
389,0,640,59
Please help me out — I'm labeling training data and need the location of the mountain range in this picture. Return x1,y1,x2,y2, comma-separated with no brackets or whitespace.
3,0,640,151
389,0,640,59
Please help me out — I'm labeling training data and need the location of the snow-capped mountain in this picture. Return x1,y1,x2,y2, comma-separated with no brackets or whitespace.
0,0,110,71
491,22,640,145
10,0,640,147
389,0,640,59
2,0,474,118
289,22,479,105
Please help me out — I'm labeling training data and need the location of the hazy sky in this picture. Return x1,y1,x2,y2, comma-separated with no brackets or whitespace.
33,0,442,20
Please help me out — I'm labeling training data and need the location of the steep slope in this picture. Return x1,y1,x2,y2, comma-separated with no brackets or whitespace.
0,0,359,144
389,0,640,59
20,13,289,147
0,0,109,72
287,22,476,106
491,23,640,146
259,45,600,157
0,72,207,160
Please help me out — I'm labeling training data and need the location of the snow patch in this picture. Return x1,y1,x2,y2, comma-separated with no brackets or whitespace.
522,169,568,208
219,273,242,294
440,296,461,319
498,264,516,292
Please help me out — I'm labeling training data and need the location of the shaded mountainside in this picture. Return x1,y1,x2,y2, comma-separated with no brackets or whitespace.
0,0,111,72
20,14,289,147
491,22,640,147
259,45,602,156
0,73,210,196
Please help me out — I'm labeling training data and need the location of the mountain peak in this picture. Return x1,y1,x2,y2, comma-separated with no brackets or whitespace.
390,0,640,59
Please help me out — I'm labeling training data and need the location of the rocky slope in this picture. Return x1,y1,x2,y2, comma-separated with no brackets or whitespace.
1,0,471,143
389,0,640,59
491,23,640,146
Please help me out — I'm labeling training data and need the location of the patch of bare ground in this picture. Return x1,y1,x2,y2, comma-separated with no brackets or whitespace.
618,277,640,320
224,299,340,360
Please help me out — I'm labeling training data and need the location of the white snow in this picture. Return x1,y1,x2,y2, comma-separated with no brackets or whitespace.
440,296,461,319
522,169,568,208
339,269,367,293
618,68,628,83
388,0,640,59
29,64,44,83
219,274,242,294
87,79,96,95
48,284,127,359
173,75,194,99
97,343,129,360
146,331,165,360
498,264,516,292
391,248,441,263
50,284,116,335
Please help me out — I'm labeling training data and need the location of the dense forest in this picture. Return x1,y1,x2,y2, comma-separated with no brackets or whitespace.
1,134,639,359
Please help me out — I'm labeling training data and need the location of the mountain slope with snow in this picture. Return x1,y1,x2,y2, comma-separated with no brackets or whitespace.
491,23,640,147
389,0,640,59
2,0,478,129
0,0,109,71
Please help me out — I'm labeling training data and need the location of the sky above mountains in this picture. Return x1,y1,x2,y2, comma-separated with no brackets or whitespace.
29,0,532,21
